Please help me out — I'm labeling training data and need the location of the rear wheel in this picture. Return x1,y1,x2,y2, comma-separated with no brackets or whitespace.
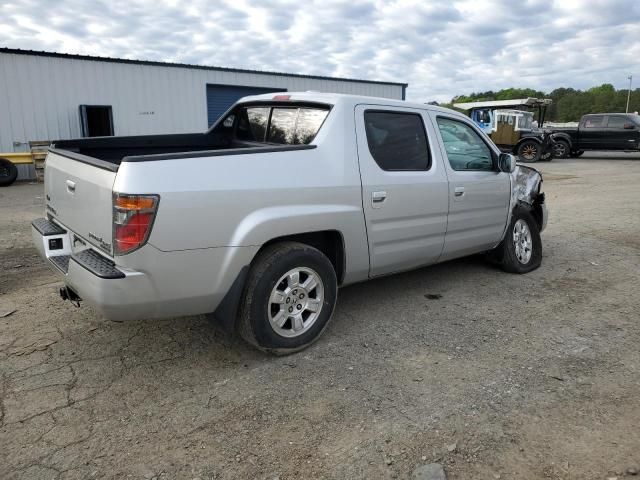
238,242,338,354
552,140,570,159
517,140,541,163
0,158,18,187
570,150,584,158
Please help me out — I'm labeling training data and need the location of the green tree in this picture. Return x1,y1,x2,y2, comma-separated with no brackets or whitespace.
450,84,640,122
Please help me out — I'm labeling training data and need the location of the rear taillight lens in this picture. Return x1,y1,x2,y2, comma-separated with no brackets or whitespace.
113,194,159,255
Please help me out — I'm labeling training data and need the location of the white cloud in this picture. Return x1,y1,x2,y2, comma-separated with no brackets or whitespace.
0,0,638,102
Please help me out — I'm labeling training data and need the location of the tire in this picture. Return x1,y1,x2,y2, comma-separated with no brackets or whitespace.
517,140,542,163
552,140,570,159
493,209,542,274
0,158,18,187
570,150,584,158
238,241,338,354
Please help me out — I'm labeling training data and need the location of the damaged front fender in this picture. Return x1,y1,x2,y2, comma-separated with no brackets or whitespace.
513,164,543,206
499,165,548,244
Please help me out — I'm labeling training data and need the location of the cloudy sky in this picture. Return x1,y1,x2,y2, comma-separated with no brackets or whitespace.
1,0,639,102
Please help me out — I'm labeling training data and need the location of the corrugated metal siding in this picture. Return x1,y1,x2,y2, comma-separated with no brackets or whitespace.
206,85,285,126
0,51,405,156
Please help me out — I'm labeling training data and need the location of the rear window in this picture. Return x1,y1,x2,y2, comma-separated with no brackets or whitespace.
236,106,329,144
364,111,431,171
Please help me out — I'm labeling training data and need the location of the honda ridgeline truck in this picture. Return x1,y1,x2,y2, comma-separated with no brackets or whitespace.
32,93,547,353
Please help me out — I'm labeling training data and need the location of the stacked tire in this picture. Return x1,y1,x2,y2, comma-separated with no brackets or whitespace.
0,158,18,187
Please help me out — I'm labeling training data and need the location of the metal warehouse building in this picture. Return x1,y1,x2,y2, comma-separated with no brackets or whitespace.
0,48,406,178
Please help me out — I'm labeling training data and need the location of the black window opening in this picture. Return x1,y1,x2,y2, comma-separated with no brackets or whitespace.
79,105,114,137
364,111,431,171
235,106,330,145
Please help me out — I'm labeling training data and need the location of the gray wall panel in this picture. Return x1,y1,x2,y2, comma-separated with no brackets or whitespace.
0,51,405,156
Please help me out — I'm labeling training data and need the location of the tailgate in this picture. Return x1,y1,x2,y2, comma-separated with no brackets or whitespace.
45,151,116,255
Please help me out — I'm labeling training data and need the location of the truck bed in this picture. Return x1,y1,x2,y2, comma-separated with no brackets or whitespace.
52,131,239,164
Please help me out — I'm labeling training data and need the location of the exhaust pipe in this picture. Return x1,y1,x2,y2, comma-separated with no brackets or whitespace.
59,286,82,306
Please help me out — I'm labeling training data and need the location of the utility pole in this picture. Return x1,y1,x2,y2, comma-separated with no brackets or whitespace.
626,75,633,113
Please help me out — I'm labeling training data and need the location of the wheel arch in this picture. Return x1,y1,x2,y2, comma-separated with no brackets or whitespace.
550,132,573,149
259,230,346,285
210,229,347,333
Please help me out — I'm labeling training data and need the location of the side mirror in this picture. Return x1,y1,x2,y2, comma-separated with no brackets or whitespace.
623,123,636,130
498,153,517,173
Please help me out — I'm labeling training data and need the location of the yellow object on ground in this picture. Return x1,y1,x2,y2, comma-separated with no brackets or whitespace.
0,152,34,164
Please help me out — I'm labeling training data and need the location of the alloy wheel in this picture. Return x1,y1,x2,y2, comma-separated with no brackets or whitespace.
513,219,533,264
268,267,324,338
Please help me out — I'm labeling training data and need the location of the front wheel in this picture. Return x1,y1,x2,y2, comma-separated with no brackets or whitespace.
238,242,338,354
517,140,542,163
493,209,542,274
570,150,584,158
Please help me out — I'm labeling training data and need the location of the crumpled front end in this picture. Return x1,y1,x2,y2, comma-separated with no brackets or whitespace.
511,164,547,232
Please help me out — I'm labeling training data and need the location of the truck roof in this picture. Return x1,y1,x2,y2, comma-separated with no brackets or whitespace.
236,91,468,118
453,97,553,110
582,112,634,116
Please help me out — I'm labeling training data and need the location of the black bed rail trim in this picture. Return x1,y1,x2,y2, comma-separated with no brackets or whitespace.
122,144,317,162
48,148,119,172
70,249,125,279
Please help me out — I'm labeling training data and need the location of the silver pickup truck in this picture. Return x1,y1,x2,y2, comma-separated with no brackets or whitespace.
32,92,547,353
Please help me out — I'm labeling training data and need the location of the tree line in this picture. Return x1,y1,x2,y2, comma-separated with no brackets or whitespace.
447,84,639,122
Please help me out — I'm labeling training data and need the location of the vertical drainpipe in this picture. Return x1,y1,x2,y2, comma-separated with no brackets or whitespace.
402,84,407,100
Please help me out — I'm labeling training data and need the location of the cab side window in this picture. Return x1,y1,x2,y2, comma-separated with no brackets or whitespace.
606,116,626,128
364,111,431,171
436,117,494,171
584,116,605,128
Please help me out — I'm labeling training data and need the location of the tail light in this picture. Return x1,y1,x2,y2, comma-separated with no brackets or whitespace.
113,194,159,255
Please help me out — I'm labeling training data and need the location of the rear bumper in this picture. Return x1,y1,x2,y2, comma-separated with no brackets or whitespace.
32,218,258,321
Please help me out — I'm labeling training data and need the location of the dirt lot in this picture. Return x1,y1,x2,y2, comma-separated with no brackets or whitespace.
1,153,639,480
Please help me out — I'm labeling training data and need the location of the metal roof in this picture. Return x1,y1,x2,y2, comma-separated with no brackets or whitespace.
453,97,553,110
0,47,408,87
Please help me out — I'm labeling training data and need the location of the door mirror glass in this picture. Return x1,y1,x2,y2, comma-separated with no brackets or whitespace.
623,123,636,130
498,153,517,173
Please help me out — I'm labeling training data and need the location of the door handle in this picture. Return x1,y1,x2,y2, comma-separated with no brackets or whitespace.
66,180,76,193
372,191,387,207
454,186,465,197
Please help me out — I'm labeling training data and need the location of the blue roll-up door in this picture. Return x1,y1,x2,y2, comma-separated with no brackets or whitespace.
206,84,285,126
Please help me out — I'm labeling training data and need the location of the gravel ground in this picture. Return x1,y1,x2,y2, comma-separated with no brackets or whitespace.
1,153,639,480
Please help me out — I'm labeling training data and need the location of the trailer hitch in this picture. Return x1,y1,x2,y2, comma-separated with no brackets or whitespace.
59,286,82,307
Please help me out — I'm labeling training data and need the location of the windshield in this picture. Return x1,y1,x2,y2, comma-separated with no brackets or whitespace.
517,114,534,130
